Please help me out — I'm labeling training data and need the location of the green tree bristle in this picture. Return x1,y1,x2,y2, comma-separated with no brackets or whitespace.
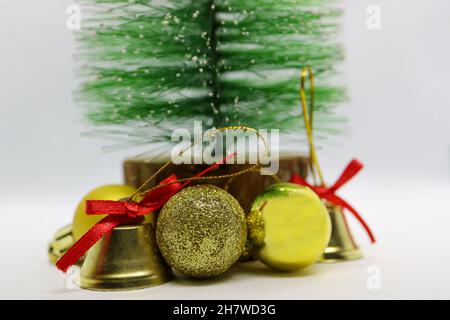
76,0,345,145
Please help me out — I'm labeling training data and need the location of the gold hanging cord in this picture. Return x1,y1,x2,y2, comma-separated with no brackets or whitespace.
300,67,326,187
129,126,269,202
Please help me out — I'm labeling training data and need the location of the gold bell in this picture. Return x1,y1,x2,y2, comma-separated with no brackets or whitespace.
321,205,363,262
80,219,173,291
48,224,78,265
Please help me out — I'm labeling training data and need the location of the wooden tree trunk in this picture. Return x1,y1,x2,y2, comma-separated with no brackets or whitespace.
124,156,309,212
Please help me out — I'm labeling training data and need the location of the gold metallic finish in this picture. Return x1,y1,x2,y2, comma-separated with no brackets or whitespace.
72,184,137,240
80,219,173,291
249,183,331,272
321,205,363,262
157,185,247,278
48,224,78,265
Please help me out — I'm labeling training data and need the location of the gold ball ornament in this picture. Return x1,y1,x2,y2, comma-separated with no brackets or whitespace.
248,183,331,272
156,185,247,278
72,185,137,240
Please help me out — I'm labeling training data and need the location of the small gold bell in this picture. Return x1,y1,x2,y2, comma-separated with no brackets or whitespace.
48,225,79,265
321,204,363,262
80,219,173,291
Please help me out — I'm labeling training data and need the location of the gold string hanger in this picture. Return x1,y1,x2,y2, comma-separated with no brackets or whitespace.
300,67,326,187
130,126,270,202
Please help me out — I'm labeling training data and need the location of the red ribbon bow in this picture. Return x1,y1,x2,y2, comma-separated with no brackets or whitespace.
290,159,376,243
84,175,183,219
56,155,235,272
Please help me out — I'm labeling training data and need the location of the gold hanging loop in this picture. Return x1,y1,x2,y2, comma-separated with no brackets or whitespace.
300,67,326,187
130,126,270,201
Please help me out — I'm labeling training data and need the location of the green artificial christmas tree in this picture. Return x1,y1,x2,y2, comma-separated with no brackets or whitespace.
76,0,345,152
46,1,377,291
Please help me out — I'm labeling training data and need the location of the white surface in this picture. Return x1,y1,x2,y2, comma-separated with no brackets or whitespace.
1,181,449,300
1,1,450,299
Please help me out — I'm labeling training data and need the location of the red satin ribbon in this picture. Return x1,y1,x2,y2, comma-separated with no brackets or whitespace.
56,154,235,272
290,159,376,243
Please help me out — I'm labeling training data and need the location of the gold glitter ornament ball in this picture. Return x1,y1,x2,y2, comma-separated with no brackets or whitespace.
248,183,331,272
156,185,247,278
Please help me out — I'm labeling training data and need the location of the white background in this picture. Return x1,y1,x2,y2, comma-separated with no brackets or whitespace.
0,0,449,299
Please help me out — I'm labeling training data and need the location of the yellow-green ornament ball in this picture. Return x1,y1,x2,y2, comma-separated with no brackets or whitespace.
248,183,331,272
156,185,247,278
72,185,137,240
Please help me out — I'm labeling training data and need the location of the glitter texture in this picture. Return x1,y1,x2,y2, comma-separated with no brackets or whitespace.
156,185,247,278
